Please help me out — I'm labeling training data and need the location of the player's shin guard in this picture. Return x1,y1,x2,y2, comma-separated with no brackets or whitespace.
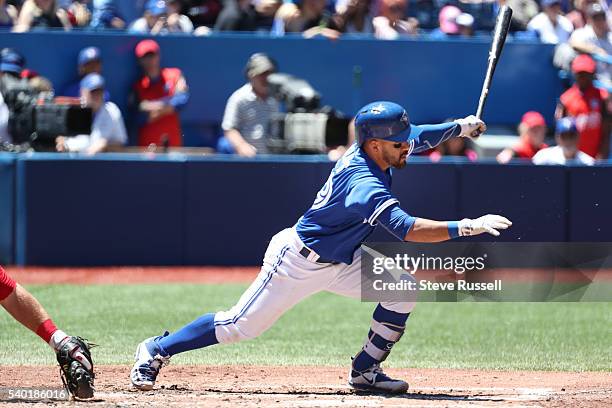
352,304,409,371
156,313,219,356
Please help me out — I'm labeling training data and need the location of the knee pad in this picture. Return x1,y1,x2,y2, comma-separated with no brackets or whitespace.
380,300,416,315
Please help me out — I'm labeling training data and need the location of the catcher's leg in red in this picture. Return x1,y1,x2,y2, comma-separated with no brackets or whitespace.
0,266,95,399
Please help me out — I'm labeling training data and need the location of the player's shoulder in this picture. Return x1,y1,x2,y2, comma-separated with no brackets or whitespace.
102,101,121,115
162,67,182,80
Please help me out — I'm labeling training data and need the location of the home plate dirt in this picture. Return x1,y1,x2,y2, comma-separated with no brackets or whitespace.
0,366,610,407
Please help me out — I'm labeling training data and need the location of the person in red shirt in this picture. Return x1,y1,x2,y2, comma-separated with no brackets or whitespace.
496,111,548,163
132,39,190,148
558,54,610,159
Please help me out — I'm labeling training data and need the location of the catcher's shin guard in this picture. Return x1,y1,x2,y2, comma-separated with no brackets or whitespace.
56,336,96,399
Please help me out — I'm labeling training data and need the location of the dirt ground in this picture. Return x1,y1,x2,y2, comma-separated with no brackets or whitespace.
1,267,610,407
0,365,610,407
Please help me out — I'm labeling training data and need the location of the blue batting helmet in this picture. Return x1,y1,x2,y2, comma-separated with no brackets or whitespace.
354,101,414,146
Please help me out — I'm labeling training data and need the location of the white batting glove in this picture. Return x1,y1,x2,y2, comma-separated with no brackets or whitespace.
455,115,487,138
458,214,512,237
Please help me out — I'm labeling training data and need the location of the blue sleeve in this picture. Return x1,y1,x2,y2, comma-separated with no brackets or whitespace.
167,91,190,110
345,176,399,226
411,122,461,154
377,204,417,240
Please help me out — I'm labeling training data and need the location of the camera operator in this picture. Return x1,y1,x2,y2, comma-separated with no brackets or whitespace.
56,73,126,154
0,48,26,145
220,53,280,157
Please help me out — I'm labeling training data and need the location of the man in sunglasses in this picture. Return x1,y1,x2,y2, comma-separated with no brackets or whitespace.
131,101,512,394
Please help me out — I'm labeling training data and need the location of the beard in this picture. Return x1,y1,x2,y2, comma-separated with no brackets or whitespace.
385,150,408,169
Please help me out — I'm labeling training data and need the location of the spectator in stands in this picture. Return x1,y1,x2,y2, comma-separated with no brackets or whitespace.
132,39,189,148
0,0,18,29
166,0,194,32
13,0,72,31
533,117,595,164
430,5,461,38
430,137,478,162
184,0,222,30
506,0,539,31
496,111,548,163
273,0,341,39
62,46,110,100
220,53,280,156
130,0,193,34
527,0,573,44
566,0,598,29
56,73,127,154
372,0,418,39
90,0,125,30
332,0,374,34
557,54,610,158
214,0,280,32
62,0,90,28
456,13,475,37
569,3,612,86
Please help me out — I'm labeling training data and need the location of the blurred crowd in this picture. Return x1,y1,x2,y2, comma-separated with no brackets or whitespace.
1,0,612,164
1,0,612,42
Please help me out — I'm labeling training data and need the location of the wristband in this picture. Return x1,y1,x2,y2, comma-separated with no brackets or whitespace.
447,221,460,239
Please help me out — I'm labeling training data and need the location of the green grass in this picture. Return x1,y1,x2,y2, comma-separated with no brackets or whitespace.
0,284,610,371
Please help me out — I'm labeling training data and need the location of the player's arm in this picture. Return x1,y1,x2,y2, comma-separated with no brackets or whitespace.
410,116,486,154
376,205,512,243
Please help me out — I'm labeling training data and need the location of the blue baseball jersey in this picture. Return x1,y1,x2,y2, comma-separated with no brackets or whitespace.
295,122,460,264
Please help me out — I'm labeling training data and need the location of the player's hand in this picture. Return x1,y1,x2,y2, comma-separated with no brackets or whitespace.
456,115,486,138
458,214,512,237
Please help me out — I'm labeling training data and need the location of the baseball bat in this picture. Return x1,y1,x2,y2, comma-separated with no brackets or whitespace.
472,5,513,137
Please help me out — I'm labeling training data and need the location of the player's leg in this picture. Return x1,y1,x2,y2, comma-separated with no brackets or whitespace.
0,266,95,398
326,250,415,393
131,228,333,390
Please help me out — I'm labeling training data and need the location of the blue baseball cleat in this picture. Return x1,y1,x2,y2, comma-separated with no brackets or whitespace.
130,332,171,391
348,362,409,394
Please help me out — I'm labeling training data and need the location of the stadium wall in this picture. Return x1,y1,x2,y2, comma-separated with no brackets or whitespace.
0,32,562,146
4,154,610,266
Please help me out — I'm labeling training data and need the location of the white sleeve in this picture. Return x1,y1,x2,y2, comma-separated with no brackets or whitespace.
532,149,546,165
221,91,241,131
107,103,127,145
65,135,91,152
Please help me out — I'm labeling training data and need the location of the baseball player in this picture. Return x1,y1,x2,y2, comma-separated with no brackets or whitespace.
131,101,511,393
0,266,95,399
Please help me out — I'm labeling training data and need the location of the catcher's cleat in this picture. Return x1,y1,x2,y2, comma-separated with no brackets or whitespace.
348,362,409,394
131,332,170,391
56,336,96,399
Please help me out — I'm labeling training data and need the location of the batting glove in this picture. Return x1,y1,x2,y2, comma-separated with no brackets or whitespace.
456,115,487,138
458,214,512,237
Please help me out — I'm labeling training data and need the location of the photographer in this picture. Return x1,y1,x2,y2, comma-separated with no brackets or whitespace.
56,73,126,154
220,53,280,156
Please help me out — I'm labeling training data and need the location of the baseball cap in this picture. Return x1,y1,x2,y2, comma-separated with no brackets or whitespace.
571,54,596,74
80,73,105,91
0,48,25,75
556,117,577,134
586,3,606,17
439,5,461,34
521,111,546,128
456,13,474,28
135,39,160,58
146,0,167,16
541,0,561,7
78,46,101,67
245,53,276,78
